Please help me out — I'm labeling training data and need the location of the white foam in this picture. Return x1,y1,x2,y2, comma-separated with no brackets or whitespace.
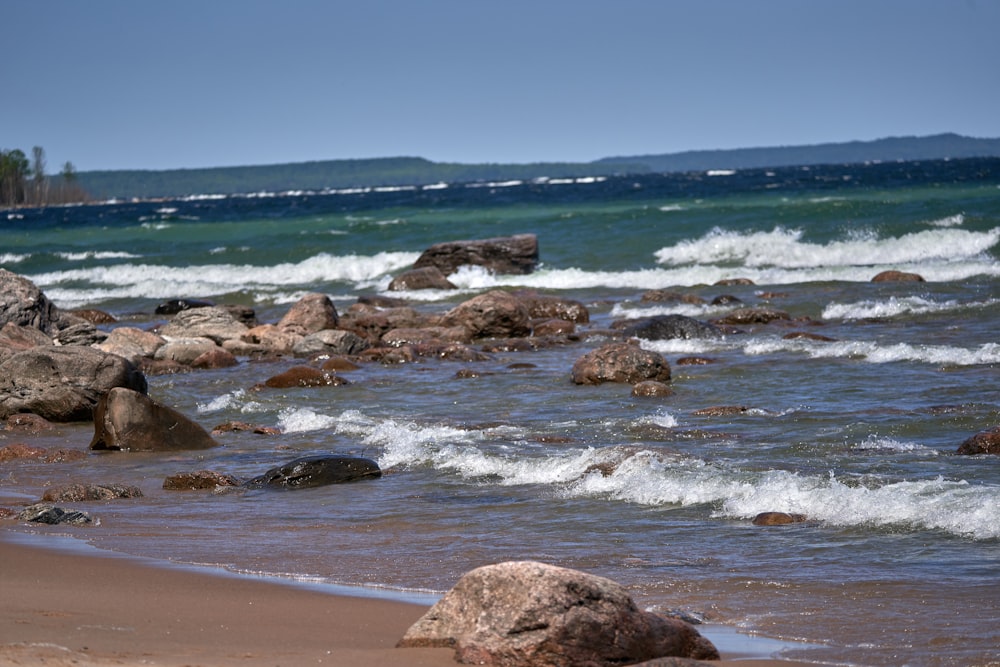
196,389,264,415
743,337,1000,366
851,435,939,455
653,225,1000,270
822,296,1000,320
277,407,339,433
1,253,27,264
54,250,141,261
926,213,965,227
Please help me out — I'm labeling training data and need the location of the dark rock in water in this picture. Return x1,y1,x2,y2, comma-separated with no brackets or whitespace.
42,483,143,502
752,512,808,526
571,342,671,385
622,315,723,341
90,387,218,452
711,307,790,325
413,233,539,276
245,455,382,489
261,365,348,388
0,346,147,422
397,560,719,665
956,426,1000,455
211,421,280,436
155,298,215,315
388,266,458,291
871,270,925,282
18,503,93,525
692,405,751,416
163,470,242,490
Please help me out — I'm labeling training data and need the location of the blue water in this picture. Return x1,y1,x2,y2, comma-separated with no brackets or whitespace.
3,158,1000,666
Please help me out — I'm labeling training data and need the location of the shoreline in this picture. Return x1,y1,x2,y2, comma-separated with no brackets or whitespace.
0,530,819,667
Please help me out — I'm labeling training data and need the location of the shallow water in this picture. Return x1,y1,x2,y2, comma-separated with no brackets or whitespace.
3,159,1000,665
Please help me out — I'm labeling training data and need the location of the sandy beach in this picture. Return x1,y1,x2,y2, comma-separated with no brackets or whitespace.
0,534,820,667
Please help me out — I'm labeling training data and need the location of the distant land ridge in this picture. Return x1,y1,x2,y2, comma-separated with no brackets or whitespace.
70,133,1000,200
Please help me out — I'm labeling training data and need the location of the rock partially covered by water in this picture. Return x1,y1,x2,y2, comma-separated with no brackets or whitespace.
956,426,1000,455
244,455,382,489
163,470,241,490
388,266,458,291
397,560,719,666
621,314,723,341
572,342,671,385
752,512,808,526
441,290,532,339
90,387,218,452
260,365,348,388
42,483,143,502
0,347,148,422
18,503,94,525
413,233,539,276
871,270,925,282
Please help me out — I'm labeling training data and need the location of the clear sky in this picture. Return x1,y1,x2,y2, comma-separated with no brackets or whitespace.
4,0,999,172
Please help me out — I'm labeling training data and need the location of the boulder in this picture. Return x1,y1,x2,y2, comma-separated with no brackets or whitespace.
54,321,107,346
632,381,674,397
397,561,718,666
190,347,239,369
154,337,220,365
0,323,53,359
388,266,457,291
260,365,348,388
621,315,723,341
413,234,539,276
531,319,576,337
159,306,249,344
292,329,370,357
244,455,382,489
2,413,55,434
571,342,671,385
0,268,66,334
515,291,590,323
277,292,339,335
871,270,925,282
382,327,471,347
0,347,147,422
89,387,218,452
956,426,1000,455
440,290,532,339
94,327,167,364
241,324,302,354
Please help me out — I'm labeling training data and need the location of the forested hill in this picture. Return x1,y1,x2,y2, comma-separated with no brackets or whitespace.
597,133,1000,173
71,133,1000,200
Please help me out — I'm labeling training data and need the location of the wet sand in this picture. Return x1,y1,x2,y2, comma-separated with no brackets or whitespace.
0,534,823,667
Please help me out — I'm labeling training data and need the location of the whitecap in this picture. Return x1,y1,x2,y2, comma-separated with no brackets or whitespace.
822,296,1000,320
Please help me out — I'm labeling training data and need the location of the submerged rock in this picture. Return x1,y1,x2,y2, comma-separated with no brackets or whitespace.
398,560,718,666
42,483,143,502
621,314,723,341
956,426,1000,455
244,455,382,489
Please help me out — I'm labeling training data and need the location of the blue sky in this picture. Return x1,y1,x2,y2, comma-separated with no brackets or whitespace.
4,0,999,172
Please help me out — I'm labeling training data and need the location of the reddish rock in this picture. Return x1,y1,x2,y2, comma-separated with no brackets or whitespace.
241,324,301,354
397,561,718,666
692,406,750,416
277,292,339,335
752,512,808,526
871,270,925,282
190,347,239,369
90,387,218,452
956,426,1000,455
640,290,706,305
320,356,362,372
514,291,590,323
783,331,836,342
571,342,671,385
712,307,790,325
0,443,48,461
388,266,458,291
676,357,715,366
211,421,281,436
412,233,539,276
531,318,575,337
3,413,55,433
163,470,241,490
382,326,471,347
0,322,53,352
440,290,532,339
95,327,166,364
261,365,347,388
69,308,118,324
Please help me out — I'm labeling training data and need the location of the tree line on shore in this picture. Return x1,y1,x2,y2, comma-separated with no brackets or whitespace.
0,146,90,207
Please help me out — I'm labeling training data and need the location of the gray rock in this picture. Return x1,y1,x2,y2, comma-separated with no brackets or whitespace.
159,306,249,344
388,266,457,291
397,561,719,666
0,268,65,334
292,329,370,357
0,346,147,422
90,387,217,452
94,327,167,364
18,503,94,525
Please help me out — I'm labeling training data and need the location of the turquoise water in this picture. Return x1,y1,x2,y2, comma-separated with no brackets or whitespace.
3,159,1000,665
